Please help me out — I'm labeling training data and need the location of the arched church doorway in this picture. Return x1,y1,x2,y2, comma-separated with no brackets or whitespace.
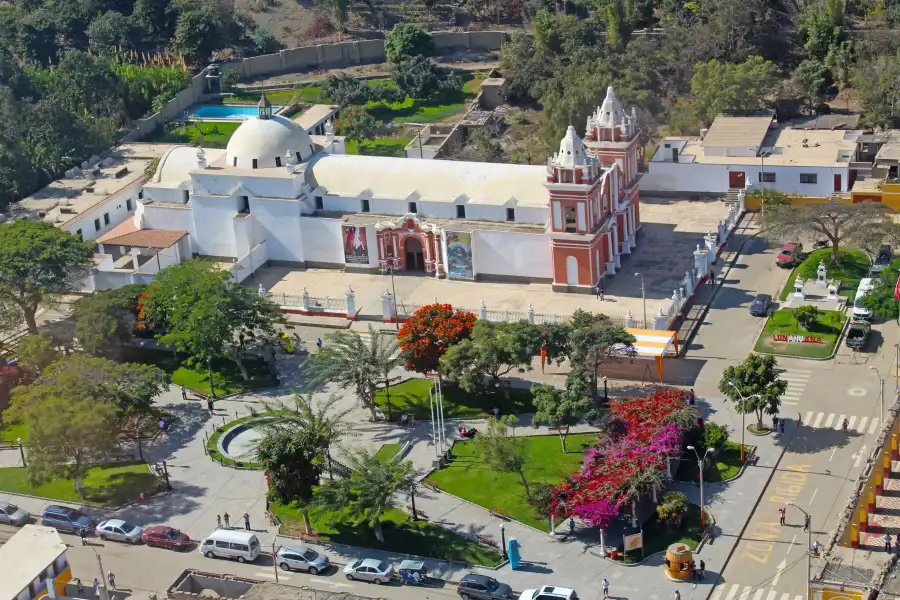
405,237,424,271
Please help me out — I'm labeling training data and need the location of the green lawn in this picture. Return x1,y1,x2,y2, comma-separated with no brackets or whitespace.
374,443,403,463
779,248,870,302
145,121,241,148
0,462,160,507
374,378,536,420
0,422,27,444
676,442,747,483
206,414,267,468
754,308,845,358
428,433,598,530
271,504,502,566
120,347,278,396
228,86,324,105
345,136,412,157
622,503,705,563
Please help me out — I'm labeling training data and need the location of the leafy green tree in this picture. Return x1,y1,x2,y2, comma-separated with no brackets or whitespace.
334,105,379,145
691,56,780,126
606,0,627,50
392,56,462,101
761,200,892,264
478,415,532,499
800,4,846,60
258,390,352,533
825,40,854,97
310,327,400,421
24,393,118,497
793,305,821,330
439,320,542,392
703,422,730,457
719,354,787,430
322,74,373,107
87,11,131,55
16,333,59,379
859,266,900,320
314,447,416,543
531,384,590,452
251,27,281,55
74,285,146,357
132,0,177,43
667,100,701,136
0,220,94,333
793,59,832,112
853,52,900,128
173,10,220,64
566,310,636,405
385,23,434,64
140,259,285,380
656,491,688,529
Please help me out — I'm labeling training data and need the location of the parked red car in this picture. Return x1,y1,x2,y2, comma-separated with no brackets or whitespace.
776,242,802,268
142,526,191,550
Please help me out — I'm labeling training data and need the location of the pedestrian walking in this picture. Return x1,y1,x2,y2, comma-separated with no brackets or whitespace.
107,572,116,590
601,579,610,599
139,491,145,502
779,507,786,526
675,590,681,600
689,389,696,406
217,514,222,529
92,578,100,591
207,396,214,413
159,418,166,433
224,512,230,529
493,406,500,420
316,338,323,349
887,533,893,553
80,528,88,545
773,415,779,430
803,513,810,532
699,560,705,580
181,385,187,400
780,420,785,434
568,517,576,537
243,512,250,531
690,560,697,580
76,579,84,597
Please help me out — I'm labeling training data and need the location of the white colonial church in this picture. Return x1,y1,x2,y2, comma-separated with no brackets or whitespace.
105,87,642,293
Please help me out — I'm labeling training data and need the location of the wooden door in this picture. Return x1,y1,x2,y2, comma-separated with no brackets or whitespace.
729,171,745,188
834,174,842,192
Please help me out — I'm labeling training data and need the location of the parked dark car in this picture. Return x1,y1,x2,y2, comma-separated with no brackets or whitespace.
142,526,192,550
458,574,513,600
870,245,892,276
40,505,97,534
749,294,772,317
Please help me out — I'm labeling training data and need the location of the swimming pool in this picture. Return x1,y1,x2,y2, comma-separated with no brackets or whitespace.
188,104,283,120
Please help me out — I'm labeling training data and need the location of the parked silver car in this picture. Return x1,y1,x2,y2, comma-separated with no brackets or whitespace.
343,558,394,584
0,501,29,526
96,519,143,544
275,545,330,574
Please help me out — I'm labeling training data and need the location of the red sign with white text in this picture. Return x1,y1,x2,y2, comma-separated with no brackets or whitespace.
772,334,823,344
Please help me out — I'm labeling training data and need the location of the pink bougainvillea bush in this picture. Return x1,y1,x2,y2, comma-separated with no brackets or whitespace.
551,387,695,528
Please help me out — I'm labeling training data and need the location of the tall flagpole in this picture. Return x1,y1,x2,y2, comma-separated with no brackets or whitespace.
429,388,438,457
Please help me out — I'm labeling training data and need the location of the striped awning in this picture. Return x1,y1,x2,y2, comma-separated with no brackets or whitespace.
621,328,678,357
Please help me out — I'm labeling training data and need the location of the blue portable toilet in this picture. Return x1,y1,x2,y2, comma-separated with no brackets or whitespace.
508,537,521,570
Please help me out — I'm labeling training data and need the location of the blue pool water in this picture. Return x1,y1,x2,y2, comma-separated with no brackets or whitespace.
188,105,282,120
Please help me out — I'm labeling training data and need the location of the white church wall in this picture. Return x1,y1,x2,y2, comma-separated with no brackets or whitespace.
139,202,198,253
63,181,142,242
191,195,241,257
643,161,849,196
251,197,304,263
472,230,552,280
319,194,548,226
300,217,344,266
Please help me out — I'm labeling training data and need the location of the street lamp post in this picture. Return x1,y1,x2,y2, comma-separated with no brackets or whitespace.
16,437,25,467
869,366,885,421
603,376,609,404
206,356,216,399
687,445,712,528
634,273,647,327
500,523,507,560
728,381,762,462
789,502,812,600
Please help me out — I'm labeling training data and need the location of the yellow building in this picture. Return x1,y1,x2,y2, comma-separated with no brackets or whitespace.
0,525,72,600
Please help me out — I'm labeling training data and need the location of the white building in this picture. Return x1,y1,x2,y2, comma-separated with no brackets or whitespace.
118,88,643,294
643,114,861,197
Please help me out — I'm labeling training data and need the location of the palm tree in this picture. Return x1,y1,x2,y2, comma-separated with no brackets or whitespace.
313,447,416,543
310,327,401,421
258,389,352,533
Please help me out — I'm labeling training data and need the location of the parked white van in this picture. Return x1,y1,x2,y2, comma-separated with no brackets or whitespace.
853,278,876,320
198,530,261,563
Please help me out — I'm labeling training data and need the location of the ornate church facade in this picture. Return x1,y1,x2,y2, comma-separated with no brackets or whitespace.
131,87,642,293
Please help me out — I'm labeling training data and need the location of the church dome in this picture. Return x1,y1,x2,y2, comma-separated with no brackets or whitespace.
225,115,316,169
556,125,586,168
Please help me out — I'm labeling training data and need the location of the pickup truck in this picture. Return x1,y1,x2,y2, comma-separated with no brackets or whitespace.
846,320,871,350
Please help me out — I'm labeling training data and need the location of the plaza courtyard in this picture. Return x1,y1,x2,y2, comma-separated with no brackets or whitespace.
254,196,730,323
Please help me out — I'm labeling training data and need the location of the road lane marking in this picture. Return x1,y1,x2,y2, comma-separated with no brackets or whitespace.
753,589,765,600
710,587,724,600
848,416,857,431
870,419,880,434
784,401,798,406
858,417,869,433
766,591,777,600
805,411,813,424
725,584,740,600
780,593,791,600
309,577,352,588
740,586,753,600
854,445,867,468
772,559,787,586
809,488,818,505
825,413,836,428
787,534,797,556
830,447,838,461
813,413,825,428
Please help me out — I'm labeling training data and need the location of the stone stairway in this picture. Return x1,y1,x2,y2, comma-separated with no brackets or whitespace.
725,188,743,208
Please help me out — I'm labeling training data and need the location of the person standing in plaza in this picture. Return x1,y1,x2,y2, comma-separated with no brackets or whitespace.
181,385,187,400
243,512,250,531
675,591,681,600
568,517,576,538
224,512,230,529
207,396,214,413
80,527,89,545
601,578,610,599
886,533,893,553
107,572,116,590
779,507,786,526
803,513,810,532
699,560,705,580
216,514,222,529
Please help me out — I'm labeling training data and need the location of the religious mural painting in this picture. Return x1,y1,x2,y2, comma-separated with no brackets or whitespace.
343,225,369,264
445,231,474,280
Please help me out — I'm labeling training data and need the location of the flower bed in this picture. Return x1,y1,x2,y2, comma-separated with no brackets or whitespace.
551,388,695,528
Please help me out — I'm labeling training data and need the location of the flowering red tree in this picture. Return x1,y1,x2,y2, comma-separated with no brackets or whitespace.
550,387,694,528
398,303,476,375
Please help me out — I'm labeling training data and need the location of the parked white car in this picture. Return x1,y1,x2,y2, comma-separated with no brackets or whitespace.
519,586,580,600
275,545,330,574
96,519,143,544
343,558,394,584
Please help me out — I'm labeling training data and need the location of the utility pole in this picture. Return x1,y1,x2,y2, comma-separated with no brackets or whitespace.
789,503,812,600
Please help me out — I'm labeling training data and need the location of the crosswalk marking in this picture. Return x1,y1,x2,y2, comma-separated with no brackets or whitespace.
813,413,825,428
844,416,857,431
834,414,847,429
740,586,753,600
753,589,765,600
802,412,879,434
780,593,791,600
780,369,811,405
859,417,869,433
766,591,777,600
713,585,806,600
725,584,740,600
824,413,836,428
870,419,880,434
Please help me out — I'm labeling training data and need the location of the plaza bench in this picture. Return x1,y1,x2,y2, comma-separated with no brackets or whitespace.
489,507,509,520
